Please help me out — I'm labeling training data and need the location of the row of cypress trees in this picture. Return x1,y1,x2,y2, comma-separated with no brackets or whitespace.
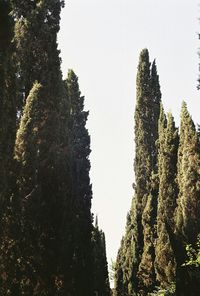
2,1,199,295
0,1,110,295
114,49,200,296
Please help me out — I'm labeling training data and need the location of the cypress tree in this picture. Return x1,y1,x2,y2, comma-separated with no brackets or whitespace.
175,102,200,244
64,69,93,296
13,58,94,296
168,102,200,296
115,49,162,295
2,2,95,294
14,81,71,294
134,49,152,251
150,60,162,169
10,0,68,294
14,82,46,294
155,107,179,288
0,1,101,295
133,49,153,294
135,50,161,293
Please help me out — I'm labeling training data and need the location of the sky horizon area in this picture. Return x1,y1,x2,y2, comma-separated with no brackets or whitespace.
58,0,200,276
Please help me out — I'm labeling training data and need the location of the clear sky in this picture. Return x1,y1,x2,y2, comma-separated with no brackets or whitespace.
58,0,200,273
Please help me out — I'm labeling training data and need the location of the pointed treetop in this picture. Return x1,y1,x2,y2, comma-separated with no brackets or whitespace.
180,101,195,132
167,112,176,129
66,69,86,115
136,48,151,99
139,48,150,63
67,69,78,82
181,101,189,116
67,69,81,98
151,59,159,82
181,100,187,111
151,59,162,101
137,48,150,76
95,215,99,229
137,48,150,72
151,59,157,72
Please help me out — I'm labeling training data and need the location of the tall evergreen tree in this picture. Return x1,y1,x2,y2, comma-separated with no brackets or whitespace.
134,49,152,246
14,82,47,294
175,102,200,244
169,102,200,296
13,65,94,296
14,80,72,294
0,1,106,295
10,0,68,294
64,69,93,296
155,107,179,288
135,50,161,294
176,102,200,243
150,60,162,169
115,49,162,295
134,49,153,294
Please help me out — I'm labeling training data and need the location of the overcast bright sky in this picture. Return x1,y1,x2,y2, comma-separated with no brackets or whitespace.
58,0,200,272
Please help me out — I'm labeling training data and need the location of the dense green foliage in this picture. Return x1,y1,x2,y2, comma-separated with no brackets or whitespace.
114,49,161,296
155,109,179,288
114,49,200,296
1,1,200,295
114,203,138,296
92,217,111,296
63,69,93,295
0,1,110,295
0,0,16,200
175,102,200,244
0,1,18,294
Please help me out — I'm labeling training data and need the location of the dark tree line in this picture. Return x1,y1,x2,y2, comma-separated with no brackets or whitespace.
0,1,110,295
114,49,200,296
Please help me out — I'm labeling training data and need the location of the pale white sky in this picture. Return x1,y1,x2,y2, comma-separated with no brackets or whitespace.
58,0,200,271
